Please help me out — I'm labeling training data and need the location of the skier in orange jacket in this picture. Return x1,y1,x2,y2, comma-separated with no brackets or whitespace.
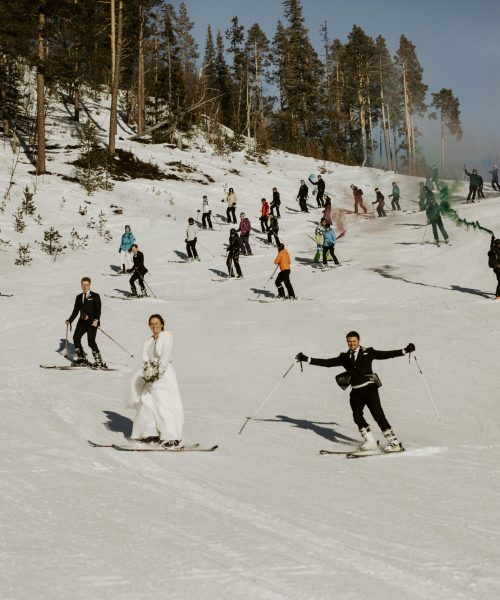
274,243,296,299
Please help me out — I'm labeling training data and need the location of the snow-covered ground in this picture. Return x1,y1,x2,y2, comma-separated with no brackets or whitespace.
1,95,500,600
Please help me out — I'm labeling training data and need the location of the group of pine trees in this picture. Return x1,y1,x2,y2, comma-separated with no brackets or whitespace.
0,0,462,176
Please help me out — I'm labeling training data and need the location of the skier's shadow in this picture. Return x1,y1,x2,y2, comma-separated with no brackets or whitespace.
173,250,188,260
102,410,132,438
249,287,274,298
209,268,227,278
216,213,229,223
110,264,121,273
295,256,316,266
55,338,75,361
254,414,358,445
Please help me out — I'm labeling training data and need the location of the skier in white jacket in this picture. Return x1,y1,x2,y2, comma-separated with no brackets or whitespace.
185,217,199,261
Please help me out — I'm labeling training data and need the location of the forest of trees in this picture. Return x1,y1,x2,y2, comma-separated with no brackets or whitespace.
0,0,462,176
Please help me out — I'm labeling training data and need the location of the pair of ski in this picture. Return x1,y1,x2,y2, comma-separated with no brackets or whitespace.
40,364,117,372
104,293,155,301
0,293,13,297
248,296,313,303
319,446,405,459
88,440,218,452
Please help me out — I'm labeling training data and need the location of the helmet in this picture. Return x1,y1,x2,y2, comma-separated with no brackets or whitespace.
278,243,285,251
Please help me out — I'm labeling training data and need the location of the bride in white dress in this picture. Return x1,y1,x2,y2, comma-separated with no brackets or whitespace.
129,314,184,447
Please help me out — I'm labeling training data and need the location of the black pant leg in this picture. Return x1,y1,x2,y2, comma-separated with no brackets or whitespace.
276,206,281,218
281,269,295,298
494,268,500,296
364,386,391,431
349,389,369,430
86,324,99,353
275,271,285,296
226,256,233,276
207,212,212,228
330,244,340,265
322,246,328,265
202,214,207,228
73,321,87,352
233,257,242,277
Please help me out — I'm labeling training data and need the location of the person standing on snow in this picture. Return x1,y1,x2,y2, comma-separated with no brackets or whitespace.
488,165,500,191
425,193,449,246
260,198,270,232
296,332,415,453
201,196,213,230
321,223,341,269
431,165,440,190
226,229,243,278
226,188,238,224
322,195,333,225
388,182,401,211
185,217,199,261
66,277,105,367
128,244,149,295
350,185,367,214
372,188,387,217
267,214,280,246
237,212,252,255
487,235,500,299
477,175,485,199
311,174,326,207
270,187,281,218
297,180,309,213
274,243,296,299
464,167,481,202
118,225,135,274
128,314,184,448
418,182,427,211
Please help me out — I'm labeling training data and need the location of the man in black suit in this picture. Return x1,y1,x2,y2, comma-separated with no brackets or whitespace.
296,331,415,453
66,277,104,367
128,244,148,296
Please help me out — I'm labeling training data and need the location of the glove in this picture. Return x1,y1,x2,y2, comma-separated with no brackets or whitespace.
404,343,415,354
296,352,309,363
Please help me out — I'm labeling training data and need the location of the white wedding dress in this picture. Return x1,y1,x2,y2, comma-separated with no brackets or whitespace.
129,331,184,442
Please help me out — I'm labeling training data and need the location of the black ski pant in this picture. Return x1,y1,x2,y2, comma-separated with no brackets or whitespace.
298,197,309,212
376,205,386,217
227,255,242,277
275,269,295,298
494,268,500,297
226,206,237,223
260,216,269,232
430,216,448,242
477,186,485,199
186,240,198,259
267,231,280,246
202,212,212,229
73,319,100,354
391,198,401,210
349,384,391,432
322,244,340,266
130,271,146,292
270,203,281,218
492,178,500,191
316,191,324,207
467,186,478,201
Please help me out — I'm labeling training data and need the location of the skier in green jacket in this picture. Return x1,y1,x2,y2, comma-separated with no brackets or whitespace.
425,192,449,246
464,167,481,203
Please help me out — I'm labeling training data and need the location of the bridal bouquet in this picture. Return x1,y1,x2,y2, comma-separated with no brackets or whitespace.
142,359,165,388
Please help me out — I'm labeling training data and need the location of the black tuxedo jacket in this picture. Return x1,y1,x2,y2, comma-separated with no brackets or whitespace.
131,251,148,276
68,291,102,325
310,346,403,387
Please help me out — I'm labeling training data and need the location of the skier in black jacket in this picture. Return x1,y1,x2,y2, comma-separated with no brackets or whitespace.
226,229,243,278
311,175,325,207
488,235,500,299
296,331,415,453
297,180,309,213
270,187,281,218
66,276,104,367
128,244,148,296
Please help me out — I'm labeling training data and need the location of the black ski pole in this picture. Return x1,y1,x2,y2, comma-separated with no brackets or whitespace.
238,362,296,434
412,354,442,422
98,326,134,358
138,273,156,298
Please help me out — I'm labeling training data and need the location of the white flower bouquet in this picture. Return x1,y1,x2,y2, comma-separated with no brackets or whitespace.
142,359,165,388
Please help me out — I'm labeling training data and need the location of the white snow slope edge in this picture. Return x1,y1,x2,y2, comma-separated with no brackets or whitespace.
1,96,500,600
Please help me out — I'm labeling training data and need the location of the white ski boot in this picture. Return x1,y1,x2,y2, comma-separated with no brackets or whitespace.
359,426,379,451
382,428,404,453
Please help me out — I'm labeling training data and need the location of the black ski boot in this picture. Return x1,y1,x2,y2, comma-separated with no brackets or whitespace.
72,349,88,367
92,351,107,370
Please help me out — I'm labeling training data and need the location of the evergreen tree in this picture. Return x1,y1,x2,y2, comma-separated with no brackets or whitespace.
214,30,233,128
225,16,247,133
430,88,463,172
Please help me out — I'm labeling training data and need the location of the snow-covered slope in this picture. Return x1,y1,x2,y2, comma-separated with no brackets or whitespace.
1,95,500,600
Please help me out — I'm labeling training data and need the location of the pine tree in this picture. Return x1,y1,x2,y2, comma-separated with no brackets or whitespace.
214,30,233,128
225,16,247,134
430,88,463,173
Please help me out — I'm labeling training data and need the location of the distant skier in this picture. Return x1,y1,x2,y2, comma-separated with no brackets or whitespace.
274,243,296,299
297,180,309,213
226,229,243,278
321,223,341,269
237,212,252,255
487,234,500,299
65,277,105,367
372,188,386,217
295,332,415,453
488,165,500,191
322,195,333,225
313,222,324,263
477,175,485,199
226,188,238,224
129,244,149,295
267,214,280,246
201,196,213,230
118,225,135,274
388,182,401,211
311,174,325,207
260,198,270,232
185,218,199,261
431,165,439,190
418,182,427,211
350,184,367,214
270,187,281,218
464,167,481,202
425,193,449,246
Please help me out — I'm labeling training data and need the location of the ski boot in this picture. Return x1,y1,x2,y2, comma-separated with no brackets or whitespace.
359,426,379,451
92,351,108,370
122,265,126,274
130,287,138,297
72,349,88,367
162,439,182,449
382,428,404,453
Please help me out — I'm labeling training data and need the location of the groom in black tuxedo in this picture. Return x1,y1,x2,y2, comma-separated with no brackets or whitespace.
66,277,104,366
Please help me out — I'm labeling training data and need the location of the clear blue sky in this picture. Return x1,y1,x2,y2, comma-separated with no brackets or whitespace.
174,0,500,173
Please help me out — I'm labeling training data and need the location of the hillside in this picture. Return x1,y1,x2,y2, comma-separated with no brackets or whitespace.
1,95,500,600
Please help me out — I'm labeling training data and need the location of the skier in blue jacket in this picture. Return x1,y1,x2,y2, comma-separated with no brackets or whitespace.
119,225,135,273
321,223,341,269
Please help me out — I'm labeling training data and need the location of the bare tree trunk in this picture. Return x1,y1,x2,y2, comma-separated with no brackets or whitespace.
110,0,115,90
108,0,123,156
36,6,46,174
367,96,375,166
358,87,367,167
410,112,416,174
402,64,412,174
153,14,159,124
440,112,445,172
137,2,145,134
0,54,9,136
386,104,397,172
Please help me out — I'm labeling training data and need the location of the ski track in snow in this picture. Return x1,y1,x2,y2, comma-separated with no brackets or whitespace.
1,95,500,600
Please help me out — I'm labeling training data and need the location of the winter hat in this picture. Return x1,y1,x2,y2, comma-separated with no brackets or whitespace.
240,212,245,217
230,228,236,234
278,243,285,251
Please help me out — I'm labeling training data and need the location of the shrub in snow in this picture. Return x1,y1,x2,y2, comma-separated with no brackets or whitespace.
13,206,26,233
38,227,66,260
68,228,89,251
21,187,36,216
15,243,32,266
